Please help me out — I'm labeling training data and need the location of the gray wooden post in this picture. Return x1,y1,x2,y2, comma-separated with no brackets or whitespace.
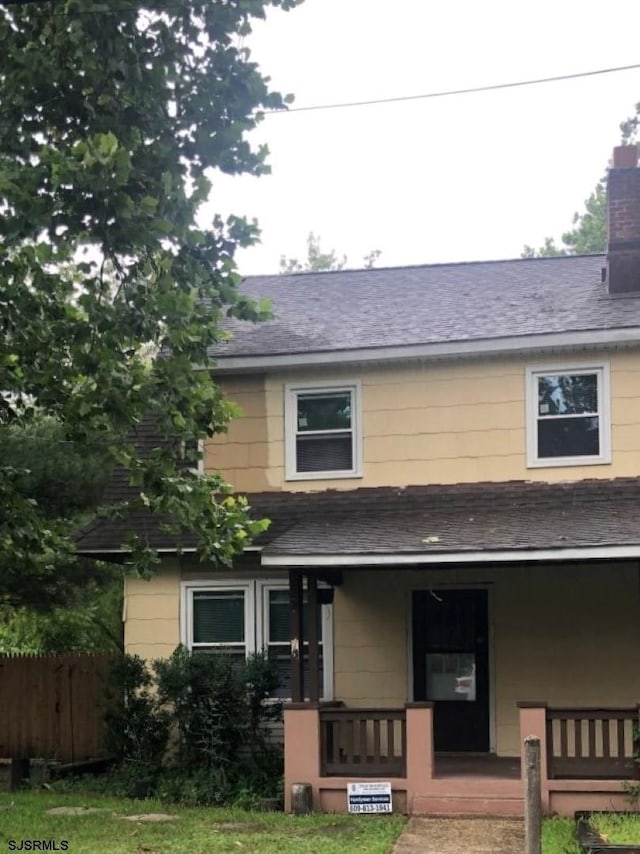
524,735,542,854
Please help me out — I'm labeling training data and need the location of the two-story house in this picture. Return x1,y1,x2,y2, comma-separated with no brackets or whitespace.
77,145,640,817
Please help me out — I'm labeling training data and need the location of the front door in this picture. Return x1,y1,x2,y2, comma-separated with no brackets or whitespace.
412,589,489,752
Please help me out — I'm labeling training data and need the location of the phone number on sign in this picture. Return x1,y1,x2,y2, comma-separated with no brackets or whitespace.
349,803,392,813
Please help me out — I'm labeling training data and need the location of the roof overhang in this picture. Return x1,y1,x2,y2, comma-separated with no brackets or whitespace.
210,326,640,374
261,544,640,567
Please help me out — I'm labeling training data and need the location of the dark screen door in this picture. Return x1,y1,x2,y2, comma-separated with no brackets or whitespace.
412,589,489,752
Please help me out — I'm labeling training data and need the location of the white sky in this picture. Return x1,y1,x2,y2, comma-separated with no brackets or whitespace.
208,0,640,275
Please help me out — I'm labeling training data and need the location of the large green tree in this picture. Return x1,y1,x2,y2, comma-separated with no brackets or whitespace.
0,0,299,608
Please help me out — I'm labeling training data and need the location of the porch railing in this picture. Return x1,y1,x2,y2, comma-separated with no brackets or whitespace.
546,707,639,779
319,708,406,777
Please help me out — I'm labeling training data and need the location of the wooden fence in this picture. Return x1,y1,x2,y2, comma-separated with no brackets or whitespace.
0,653,116,762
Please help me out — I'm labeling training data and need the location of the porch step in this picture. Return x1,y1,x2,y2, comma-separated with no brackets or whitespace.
413,779,524,817
412,794,524,817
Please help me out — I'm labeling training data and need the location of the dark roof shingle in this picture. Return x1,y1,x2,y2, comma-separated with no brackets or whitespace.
76,479,640,560
211,255,640,359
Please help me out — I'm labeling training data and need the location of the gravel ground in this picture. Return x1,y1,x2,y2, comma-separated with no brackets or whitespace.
393,817,525,853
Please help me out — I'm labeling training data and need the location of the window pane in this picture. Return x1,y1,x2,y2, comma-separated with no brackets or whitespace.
268,646,324,699
269,590,323,643
193,591,244,644
297,392,351,431
538,416,600,458
296,434,353,472
537,374,598,416
426,653,476,702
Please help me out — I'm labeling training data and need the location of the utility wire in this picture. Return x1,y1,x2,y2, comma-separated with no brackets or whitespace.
265,62,640,115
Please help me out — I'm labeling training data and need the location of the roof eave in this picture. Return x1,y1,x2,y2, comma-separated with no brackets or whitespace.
261,543,640,567
209,327,640,374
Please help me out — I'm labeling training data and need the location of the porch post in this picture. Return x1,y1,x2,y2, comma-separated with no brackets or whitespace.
307,573,320,703
289,570,304,703
405,703,435,811
518,702,549,813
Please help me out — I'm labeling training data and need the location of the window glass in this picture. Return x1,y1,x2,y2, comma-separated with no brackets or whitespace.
535,372,600,460
267,589,324,699
538,416,600,458
192,590,244,645
297,392,351,431
537,374,598,416
426,653,476,702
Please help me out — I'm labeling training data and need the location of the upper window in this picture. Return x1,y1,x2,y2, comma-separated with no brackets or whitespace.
285,381,361,480
526,364,611,467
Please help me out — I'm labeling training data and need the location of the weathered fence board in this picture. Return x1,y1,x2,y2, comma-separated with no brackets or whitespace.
0,653,115,762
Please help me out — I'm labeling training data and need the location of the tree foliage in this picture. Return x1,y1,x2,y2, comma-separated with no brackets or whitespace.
522,181,607,258
279,231,381,273
0,0,300,606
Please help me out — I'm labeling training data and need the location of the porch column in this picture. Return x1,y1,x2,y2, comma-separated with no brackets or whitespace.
518,701,549,813
307,573,320,703
284,704,321,812
405,702,435,810
289,570,304,703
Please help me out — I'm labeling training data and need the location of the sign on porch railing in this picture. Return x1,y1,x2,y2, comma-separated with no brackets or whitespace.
347,781,392,814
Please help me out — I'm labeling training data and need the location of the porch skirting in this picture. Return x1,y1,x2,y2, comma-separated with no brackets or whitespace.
284,702,638,816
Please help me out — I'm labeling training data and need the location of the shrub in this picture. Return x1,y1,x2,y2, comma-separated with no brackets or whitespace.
103,647,283,804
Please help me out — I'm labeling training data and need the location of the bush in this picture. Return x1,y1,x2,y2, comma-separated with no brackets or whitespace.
103,647,283,804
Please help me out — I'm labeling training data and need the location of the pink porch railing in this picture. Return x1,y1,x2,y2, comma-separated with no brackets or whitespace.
320,707,406,777
284,702,640,815
545,707,639,780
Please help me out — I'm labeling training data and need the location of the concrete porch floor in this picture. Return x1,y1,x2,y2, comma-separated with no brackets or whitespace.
434,753,521,779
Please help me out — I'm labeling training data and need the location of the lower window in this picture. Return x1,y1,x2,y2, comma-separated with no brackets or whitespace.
182,579,332,701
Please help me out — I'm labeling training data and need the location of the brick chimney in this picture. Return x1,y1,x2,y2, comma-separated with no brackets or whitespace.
606,144,640,294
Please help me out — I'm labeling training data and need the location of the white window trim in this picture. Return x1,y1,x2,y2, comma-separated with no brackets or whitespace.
525,362,612,468
181,578,334,701
284,379,362,481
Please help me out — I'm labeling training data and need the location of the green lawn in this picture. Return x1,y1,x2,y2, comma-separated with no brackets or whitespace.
589,812,640,845
0,791,407,854
541,817,580,854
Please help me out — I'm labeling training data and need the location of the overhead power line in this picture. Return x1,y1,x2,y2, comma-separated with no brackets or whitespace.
266,62,640,115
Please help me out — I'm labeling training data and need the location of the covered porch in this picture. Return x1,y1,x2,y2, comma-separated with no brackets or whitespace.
256,479,640,815
280,557,640,816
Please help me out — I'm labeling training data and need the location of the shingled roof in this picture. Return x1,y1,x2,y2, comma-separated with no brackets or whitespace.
76,478,640,562
211,255,640,363
75,250,640,563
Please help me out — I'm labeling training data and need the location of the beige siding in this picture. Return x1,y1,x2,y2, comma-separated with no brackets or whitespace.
124,560,181,660
333,563,640,756
206,349,640,493
126,559,640,757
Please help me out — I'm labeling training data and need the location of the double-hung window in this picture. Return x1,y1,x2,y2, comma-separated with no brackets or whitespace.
189,583,251,666
182,580,333,701
285,381,361,480
263,587,325,700
526,363,611,467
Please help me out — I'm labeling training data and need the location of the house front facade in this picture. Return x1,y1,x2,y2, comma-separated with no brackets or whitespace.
78,146,640,816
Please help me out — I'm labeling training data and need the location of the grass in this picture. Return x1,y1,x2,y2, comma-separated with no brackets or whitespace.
589,812,640,845
542,817,580,854
0,791,407,854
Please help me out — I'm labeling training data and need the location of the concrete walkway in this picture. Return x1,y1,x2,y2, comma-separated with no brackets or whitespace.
393,817,525,853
